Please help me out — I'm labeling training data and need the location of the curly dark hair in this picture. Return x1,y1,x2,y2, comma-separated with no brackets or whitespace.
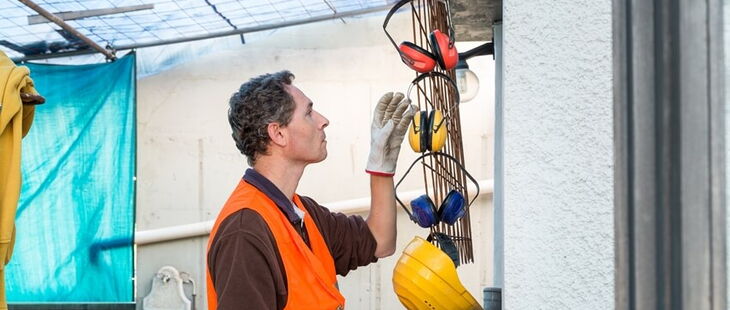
228,71,296,166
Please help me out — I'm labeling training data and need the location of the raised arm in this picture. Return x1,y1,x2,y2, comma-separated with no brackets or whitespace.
364,92,416,257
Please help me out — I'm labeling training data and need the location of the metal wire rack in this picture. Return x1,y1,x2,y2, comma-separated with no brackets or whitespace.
406,0,475,264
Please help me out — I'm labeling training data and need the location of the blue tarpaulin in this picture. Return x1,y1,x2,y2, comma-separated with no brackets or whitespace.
5,53,135,302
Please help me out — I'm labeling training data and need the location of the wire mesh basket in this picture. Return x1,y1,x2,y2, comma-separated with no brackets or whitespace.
407,0,476,264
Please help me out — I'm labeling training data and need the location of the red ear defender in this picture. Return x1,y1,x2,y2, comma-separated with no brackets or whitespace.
429,29,458,70
399,42,437,73
383,0,458,72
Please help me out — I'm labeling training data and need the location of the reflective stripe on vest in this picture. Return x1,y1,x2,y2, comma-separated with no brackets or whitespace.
206,180,345,310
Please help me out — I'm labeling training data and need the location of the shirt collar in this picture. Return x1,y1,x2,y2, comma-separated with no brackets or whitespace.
243,168,301,224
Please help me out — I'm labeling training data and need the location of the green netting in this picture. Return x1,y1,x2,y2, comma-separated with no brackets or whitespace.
5,53,135,302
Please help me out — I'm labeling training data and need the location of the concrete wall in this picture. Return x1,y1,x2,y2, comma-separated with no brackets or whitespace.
135,12,495,309
502,1,614,309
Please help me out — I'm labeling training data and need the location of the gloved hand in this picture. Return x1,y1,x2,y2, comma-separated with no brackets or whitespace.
366,92,417,176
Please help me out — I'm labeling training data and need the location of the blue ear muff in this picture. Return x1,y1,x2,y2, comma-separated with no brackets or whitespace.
394,152,481,229
438,190,466,225
410,194,439,228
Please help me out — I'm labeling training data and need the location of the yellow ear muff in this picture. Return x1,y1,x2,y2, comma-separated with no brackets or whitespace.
409,111,425,152
429,110,447,152
410,110,447,153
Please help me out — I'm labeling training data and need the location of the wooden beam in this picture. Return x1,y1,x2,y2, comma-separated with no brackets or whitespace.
27,4,154,25
18,0,116,60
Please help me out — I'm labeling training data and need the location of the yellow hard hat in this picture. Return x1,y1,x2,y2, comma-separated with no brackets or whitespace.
392,236,482,310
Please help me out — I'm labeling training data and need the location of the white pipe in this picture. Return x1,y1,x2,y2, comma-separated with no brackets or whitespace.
135,179,493,245
135,221,214,245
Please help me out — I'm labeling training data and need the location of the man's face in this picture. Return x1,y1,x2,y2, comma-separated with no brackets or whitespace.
281,84,329,164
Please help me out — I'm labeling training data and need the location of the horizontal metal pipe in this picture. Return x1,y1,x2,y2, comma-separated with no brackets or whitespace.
135,179,494,245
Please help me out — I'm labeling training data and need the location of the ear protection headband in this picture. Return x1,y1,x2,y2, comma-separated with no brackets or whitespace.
383,0,458,73
395,152,480,228
406,72,460,153
427,232,460,267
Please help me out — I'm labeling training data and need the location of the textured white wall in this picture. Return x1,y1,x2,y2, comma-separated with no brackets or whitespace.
135,12,495,310
502,1,614,309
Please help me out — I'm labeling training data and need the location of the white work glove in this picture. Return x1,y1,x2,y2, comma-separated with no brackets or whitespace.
366,92,417,176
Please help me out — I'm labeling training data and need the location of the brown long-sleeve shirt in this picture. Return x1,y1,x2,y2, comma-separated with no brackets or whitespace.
207,169,378,310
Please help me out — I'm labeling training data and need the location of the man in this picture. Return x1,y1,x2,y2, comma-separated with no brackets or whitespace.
206,71,415,310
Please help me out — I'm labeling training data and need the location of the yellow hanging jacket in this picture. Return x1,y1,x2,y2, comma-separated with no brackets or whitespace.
0,50,40,310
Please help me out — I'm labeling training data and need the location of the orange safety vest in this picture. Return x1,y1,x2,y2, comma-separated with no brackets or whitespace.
206,180,345,310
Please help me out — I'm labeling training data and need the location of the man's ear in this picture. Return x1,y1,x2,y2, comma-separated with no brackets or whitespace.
267,123,286,147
